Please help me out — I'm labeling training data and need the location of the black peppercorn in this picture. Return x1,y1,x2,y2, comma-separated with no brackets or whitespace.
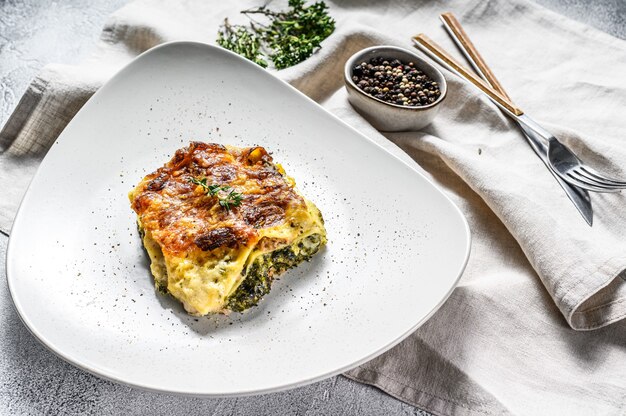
351,56,441,107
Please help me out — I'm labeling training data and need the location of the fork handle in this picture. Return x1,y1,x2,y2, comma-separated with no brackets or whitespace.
412,34,524,117
435,14,553,141
440,12,512,101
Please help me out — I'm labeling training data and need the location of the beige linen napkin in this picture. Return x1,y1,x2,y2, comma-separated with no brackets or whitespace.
1,0,625,414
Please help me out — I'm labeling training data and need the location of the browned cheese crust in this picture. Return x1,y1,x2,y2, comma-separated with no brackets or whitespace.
130,142,306,257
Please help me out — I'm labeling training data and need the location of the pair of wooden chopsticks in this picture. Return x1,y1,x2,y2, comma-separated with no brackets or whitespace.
412,13,523,117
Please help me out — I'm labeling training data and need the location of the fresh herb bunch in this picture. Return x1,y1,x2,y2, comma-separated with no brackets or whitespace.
217,0,335,70
190,177,243,212
217,19,268,68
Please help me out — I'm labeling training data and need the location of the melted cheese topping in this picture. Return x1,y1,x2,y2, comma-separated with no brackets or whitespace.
129,142,326,315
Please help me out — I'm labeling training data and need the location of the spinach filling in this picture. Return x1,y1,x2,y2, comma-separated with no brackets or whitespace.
226,233,325,312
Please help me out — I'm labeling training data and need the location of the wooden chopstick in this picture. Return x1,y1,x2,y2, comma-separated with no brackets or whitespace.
412,34,524,117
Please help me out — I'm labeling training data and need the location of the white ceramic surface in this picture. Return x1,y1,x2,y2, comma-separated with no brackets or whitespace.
344,45,447,132
7,42,470,396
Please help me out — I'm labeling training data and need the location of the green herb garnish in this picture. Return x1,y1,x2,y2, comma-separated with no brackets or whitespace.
218,187,244,211
217,0,335,70
190,177,243,212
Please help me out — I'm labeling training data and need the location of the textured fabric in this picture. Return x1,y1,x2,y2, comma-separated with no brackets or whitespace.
1,0,625,414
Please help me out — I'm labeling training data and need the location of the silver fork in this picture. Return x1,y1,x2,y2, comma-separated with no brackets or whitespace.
413,27,626,194
521,116,626,193
548,137,626,192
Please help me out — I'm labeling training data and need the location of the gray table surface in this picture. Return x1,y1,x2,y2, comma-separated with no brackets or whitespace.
1,1,624,415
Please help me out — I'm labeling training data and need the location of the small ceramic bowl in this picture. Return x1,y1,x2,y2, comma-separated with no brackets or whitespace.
344,45,447,132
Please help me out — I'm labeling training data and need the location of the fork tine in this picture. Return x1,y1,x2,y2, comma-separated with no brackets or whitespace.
566,171,623,192
578,165,626,186
572,169,626,189
571,170,626,189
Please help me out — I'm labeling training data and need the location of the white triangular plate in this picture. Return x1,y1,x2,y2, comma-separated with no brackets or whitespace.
7,42,470,396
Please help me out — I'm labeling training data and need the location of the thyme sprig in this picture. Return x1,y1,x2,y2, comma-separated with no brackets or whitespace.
217,18,268,68
190,177,243,212
217,0,335,70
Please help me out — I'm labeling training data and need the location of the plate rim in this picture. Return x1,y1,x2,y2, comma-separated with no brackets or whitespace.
6,40,471,397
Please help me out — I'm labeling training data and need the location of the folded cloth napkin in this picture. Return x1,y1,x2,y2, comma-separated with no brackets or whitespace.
1,0,625,414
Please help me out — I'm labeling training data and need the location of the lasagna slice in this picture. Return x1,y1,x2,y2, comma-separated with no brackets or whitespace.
129,142,326,315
